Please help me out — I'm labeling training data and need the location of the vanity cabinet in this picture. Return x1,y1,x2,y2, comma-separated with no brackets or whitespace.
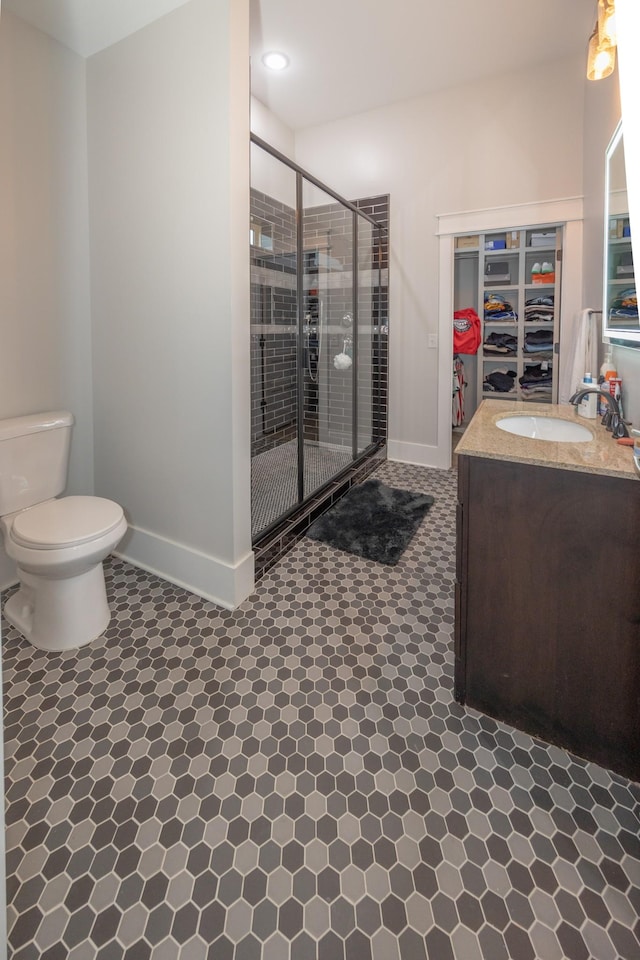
455,453,640,781
454,226,562,409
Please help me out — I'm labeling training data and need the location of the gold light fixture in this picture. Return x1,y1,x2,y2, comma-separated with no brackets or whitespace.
598,0,617,45
587,24,616,80
587,1,617,81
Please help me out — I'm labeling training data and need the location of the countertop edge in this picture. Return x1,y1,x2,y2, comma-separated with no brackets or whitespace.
456,446,637,481
455,400,639,482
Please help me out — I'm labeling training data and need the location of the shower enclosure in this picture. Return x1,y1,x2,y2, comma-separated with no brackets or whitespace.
250,136,388,555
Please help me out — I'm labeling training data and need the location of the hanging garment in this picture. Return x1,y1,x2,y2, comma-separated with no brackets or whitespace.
452,355,465,426
453,309,481,354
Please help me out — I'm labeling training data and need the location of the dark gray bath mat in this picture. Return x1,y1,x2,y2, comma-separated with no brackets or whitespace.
307,478,434,565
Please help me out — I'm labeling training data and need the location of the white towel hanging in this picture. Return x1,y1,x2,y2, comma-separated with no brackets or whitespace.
559,309,599,404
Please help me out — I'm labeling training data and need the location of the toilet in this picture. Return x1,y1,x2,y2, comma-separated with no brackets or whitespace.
0,411,127,652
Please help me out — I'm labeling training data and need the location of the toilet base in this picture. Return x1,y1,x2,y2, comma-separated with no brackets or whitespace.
4,562,111,652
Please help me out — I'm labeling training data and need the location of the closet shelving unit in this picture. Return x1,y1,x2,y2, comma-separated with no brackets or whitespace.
454,224,563,409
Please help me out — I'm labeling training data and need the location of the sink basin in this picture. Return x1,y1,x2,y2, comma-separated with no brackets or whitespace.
496,415,593,442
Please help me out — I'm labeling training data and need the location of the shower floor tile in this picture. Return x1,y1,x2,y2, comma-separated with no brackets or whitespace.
251,439,353,539
3,462,640,960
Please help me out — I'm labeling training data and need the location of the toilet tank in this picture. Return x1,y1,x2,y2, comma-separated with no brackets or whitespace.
0,411,74,515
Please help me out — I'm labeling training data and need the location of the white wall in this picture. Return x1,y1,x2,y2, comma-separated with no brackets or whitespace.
0,11,94,589
251,96,296,208
88,0,253,609
294,57,586,466
251,95,295,155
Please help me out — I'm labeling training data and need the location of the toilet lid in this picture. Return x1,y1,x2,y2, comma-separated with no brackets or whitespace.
11,496,124,549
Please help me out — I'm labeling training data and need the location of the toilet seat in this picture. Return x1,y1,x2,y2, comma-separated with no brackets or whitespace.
10,496,124,550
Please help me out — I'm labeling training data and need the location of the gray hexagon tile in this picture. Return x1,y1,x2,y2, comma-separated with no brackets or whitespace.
3,462,640,959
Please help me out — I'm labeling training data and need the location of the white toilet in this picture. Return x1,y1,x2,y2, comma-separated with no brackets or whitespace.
0,411,127,652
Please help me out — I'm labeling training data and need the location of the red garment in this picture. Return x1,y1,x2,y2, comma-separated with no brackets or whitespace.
453,308,481,355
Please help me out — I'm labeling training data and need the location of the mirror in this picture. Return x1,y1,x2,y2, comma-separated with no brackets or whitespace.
603,121,639,344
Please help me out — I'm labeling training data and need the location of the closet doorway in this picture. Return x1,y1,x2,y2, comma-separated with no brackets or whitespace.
437,199,585,469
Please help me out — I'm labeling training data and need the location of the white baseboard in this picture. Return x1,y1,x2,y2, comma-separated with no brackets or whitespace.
387,439,451,470
2,529,255,610
114,524,255,611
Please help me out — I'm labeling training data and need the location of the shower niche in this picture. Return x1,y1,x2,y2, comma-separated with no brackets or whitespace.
250,136,388,567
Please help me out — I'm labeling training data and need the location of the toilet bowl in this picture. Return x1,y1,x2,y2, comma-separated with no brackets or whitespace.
1,496,127,652
0,411,127,653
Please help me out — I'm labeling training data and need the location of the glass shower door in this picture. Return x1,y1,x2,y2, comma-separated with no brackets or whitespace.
302,179,355,497
250,133,387,548
250,145,300,538
355,217,379,455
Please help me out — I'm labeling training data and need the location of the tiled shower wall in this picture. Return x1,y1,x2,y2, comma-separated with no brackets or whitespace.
301,198,389,452
250,190,389,457
302,204,354,449
357,196,389,448
250,189,298,457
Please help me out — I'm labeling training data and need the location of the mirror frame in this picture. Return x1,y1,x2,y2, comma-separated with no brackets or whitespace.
602,120,640,346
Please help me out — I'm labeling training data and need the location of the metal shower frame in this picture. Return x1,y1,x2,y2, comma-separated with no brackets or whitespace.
251,133,387,520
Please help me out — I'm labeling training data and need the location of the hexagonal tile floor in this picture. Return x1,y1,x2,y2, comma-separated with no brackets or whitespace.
3,462,640,959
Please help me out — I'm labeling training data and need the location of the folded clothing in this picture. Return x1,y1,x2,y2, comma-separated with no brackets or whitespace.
525,329,553,344
523,329,553,354
525,296,554,306
609,287,638,321
520,384,552,399
486,310,518,322
525,295,554,323
520,379,552,390
484,293,518,322
484,369,517,393
484,332,517,354
519,363,552,387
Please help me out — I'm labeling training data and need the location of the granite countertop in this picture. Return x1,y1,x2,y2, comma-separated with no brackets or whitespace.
456,399,639,481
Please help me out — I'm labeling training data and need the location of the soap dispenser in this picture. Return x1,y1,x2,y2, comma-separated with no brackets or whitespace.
578,374,598,419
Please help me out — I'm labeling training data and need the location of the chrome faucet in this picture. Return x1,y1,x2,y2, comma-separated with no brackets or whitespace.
568,388,629,438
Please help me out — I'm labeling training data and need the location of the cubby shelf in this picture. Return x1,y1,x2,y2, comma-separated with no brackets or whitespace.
454,225,562,408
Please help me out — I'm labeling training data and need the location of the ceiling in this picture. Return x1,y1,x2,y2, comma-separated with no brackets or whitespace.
3,0,597,130
1,0,192,57
251,0,597,130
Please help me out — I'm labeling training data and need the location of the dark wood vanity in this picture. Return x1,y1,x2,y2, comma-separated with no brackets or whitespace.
455,402,640,782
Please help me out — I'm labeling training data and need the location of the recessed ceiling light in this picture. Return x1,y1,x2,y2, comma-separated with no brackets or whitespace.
262,51,290,71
